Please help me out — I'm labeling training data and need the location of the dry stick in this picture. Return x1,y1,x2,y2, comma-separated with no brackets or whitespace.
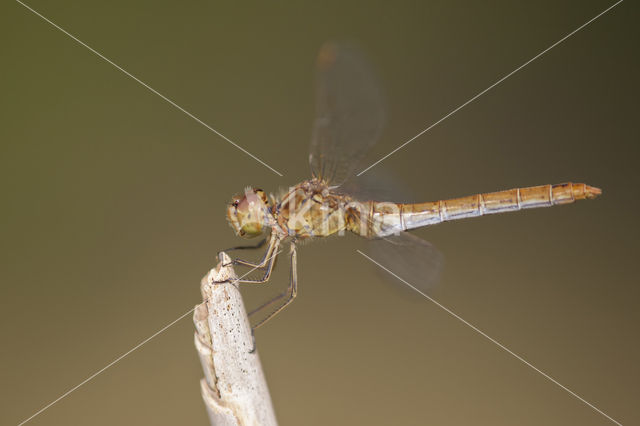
194,252,278,426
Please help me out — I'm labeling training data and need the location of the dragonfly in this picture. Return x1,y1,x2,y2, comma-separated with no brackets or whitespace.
220,42,601,328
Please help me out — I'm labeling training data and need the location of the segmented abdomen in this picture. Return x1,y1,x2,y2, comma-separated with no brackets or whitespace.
355,182,601,238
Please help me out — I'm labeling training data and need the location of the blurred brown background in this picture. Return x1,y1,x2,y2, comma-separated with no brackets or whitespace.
1,1,637,425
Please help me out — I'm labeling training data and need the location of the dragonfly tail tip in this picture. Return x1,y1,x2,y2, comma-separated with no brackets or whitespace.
586,185,602,198
577,184,602,199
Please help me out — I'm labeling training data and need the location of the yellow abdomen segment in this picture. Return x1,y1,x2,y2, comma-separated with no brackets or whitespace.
364,183,601,237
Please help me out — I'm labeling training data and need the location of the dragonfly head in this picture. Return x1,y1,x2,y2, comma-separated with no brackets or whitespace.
227,187,270,238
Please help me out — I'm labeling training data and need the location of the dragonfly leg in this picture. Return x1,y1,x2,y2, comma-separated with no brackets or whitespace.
228,235,280,269
219,237,267,255
213,237,281,285
233,237,281,284
249,242,298,330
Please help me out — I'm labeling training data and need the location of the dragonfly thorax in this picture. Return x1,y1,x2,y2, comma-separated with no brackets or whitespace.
227,187,272,238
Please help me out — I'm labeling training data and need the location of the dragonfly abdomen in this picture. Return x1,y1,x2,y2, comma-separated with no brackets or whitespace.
363,183,601,237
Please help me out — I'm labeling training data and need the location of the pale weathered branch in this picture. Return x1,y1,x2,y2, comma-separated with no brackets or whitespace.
194,252,278,426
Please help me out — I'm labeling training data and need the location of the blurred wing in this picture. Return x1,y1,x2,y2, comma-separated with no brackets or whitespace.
365,232,444,297
309,42,385,186
336,166,417,203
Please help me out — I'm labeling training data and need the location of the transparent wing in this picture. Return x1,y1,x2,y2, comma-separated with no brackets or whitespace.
336,167,417,203
364,232,444,297
309,42,385,186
